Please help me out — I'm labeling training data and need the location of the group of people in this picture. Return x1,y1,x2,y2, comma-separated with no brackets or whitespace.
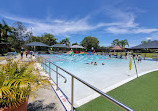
108,52,127,59
21,50,34,59
87,61,104,65
132,54,142,63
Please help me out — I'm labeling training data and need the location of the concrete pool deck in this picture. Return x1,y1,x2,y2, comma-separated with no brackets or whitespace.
38,55,158,110
75,68,158,107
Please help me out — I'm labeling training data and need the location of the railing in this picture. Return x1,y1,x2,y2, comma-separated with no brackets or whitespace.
38,56,134,111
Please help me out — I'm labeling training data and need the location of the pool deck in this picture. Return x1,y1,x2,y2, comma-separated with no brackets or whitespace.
76,68,158,107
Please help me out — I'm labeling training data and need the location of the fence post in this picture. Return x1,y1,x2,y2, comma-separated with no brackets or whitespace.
71,76,74,111
45,59,46,72
49,61,51,77
56,66,58,90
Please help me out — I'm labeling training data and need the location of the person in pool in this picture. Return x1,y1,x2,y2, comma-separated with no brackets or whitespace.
102,63,105,65
94,62,97,65
85,62,93,64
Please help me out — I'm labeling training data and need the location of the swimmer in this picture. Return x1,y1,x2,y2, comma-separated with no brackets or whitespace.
102,63,105,65
94,62,97,65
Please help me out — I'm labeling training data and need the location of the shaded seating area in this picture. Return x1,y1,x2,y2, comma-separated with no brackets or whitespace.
24,42,49,54
50,44,68,54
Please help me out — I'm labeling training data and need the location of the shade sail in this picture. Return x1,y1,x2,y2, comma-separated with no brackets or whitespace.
24,42,49,47
110,45,125,50
129,40,158,49
50,44,68,48
70,45,84,49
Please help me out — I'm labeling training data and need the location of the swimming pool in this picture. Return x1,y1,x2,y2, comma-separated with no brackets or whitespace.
40,54,158,106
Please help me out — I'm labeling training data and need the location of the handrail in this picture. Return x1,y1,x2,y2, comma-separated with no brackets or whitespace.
38,55,134,111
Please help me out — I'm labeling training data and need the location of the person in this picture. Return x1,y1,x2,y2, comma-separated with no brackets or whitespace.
109,54,111,58
25,50,28,58
135,54,138,60
125,53,127,59
85,62,93,64
94,62,97,65
138,54,142,63
30,51,33,56
102,63,105,65
119,54,122,59
144,54,146,60
21,51,23,59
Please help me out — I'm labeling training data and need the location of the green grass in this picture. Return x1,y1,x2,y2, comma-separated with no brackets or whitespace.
77,71,158,111
105,52,158,58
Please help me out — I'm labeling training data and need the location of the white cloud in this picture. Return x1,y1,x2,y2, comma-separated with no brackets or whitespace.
106,27,129,34
106,27,158,34
2,7,158,36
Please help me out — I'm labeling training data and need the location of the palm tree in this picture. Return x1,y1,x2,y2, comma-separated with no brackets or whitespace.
60,38,70,46
119,39,129,47
0,23,2,43
111,39,120,46
0,60,49,109
0,19,12,43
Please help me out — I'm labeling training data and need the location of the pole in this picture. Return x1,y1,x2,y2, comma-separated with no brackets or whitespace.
71,76,74,111
56,66,58,90
45,59,46,72
49,61,51,77
133,58,138,78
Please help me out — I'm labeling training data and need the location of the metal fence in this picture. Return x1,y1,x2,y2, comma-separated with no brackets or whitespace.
38,56,134,111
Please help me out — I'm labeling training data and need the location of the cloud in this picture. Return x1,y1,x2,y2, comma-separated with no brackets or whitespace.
2,14,95,36
1,7,158,36
106,27,158,34
106,27,129,34
103,8,158,34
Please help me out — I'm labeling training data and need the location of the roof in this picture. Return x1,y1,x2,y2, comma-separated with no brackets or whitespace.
110,45,125,50
129,40,158,49
50,44,68,48
70,45,84,49
24,42,49,47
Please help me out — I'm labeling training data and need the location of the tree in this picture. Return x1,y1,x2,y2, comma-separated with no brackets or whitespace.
0,20,14,55
72,42,78,45
141,41,147,44
141,39,151,44
41,33,57,46
60,38,70,46
0,19,12,43
111,39,129,47
111,39,120,46
13,21,27,41
119,39,129,47
81,36,99,50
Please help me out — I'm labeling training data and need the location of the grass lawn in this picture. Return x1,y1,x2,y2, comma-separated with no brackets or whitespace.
107,52,158,58
76,71,158,111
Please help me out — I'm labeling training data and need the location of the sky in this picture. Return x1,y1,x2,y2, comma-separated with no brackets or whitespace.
0,0,158,47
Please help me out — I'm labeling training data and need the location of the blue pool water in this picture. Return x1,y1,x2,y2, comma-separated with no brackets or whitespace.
40,54,158,106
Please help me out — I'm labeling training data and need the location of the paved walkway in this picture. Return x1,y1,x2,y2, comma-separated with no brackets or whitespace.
0,54,65,111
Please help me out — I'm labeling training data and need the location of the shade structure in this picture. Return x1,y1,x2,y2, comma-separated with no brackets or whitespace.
24,42,49,47
111,45,125,50
70,45,84,49
129,40,158,49
50,44,68,48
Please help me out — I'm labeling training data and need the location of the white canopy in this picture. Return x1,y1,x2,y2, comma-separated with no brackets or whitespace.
70,45,84,49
